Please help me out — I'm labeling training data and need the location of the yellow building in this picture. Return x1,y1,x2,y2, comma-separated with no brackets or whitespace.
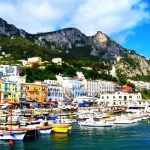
0,80,18,104
20,82,48,104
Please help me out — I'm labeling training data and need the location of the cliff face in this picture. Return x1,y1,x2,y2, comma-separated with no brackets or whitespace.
35,28,89,49
0,17,150,77
90,31,125,61
116,53,150,77
0,18,26,37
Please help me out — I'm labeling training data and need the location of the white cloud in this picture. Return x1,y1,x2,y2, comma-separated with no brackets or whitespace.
0,0,82,33
67,0,150,36
0,0,149,38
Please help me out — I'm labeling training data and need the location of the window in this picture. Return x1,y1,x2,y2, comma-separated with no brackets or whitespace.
4,95,8,99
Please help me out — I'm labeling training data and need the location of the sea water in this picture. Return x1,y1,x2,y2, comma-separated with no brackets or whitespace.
1,121,150,150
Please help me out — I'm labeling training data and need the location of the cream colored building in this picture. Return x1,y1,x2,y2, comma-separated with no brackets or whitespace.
52,58,62,65
97,91,142,107
27,57,42,65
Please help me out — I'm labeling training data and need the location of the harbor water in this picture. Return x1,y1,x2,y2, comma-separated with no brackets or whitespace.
1,121,150,150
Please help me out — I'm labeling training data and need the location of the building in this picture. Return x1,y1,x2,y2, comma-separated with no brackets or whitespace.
97,91,142,107
0,65,22,76
52,58,62,65
47,85,64,102
1,76,26,103
122,85,132,93
85,80,99,97
0,72,3,78
0,79,18,104
27,57,42,65
85,80,115,97
18,59,28,66
44,80,64,102
110,65,117,77
128,80,150,91
20,81,48,104
76,72,85,80
44,80,59,85
56,75,86,99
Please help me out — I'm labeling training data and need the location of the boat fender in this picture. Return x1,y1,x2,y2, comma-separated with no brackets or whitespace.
0,134,4,137
9,140,14,145
10,133,15,137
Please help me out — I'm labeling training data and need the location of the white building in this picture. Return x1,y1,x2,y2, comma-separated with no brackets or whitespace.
76,72,85,80
44,80,59,85
52,58,62,65
44,79,64,101
18,60,28,66
47,85,64,101
97,91,142,107
1,76,26,84
56,75,86,98
110,65,117,77
85,80,115,97
128,79,150,90
0,65,22,76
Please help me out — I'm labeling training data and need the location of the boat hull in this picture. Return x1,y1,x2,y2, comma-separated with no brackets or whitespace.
0,132,25,141
79,123,112,127
39,128,51,135
51,127,70,133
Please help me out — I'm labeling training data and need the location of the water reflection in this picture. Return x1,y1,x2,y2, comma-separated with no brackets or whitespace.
51,133,70,149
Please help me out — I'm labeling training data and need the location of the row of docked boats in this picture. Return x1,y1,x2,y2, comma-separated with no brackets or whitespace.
0,110,73,141
78,113,150,127
0,121,72,141
1,105,150,141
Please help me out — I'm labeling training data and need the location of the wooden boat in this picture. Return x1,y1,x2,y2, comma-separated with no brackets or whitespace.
0,130,26,141
35,122,52,135
0,107,26,140
38,127,51,135
51,124,72,133
51,127,70,133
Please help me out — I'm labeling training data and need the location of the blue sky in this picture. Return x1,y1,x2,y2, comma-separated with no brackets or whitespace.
0,0,150,58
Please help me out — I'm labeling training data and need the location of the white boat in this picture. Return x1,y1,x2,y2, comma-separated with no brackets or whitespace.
38,128,51,135
126,106,146,113
0,131,26,141
78,118,113,127
20,120,41,128
55,116,76,124
113,119,135,125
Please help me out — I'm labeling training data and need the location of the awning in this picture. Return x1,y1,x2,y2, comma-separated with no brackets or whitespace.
1,103,12,109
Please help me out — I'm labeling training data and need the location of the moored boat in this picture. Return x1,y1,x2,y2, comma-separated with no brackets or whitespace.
51,124,72,133
0,130,26,141
78,118,113,127
38,127,51,135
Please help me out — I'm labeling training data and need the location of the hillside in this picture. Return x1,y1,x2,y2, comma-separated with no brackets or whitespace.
0,17,150,78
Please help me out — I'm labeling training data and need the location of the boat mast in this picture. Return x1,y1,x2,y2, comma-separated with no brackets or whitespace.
10,105,12,133
60,108,61,124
